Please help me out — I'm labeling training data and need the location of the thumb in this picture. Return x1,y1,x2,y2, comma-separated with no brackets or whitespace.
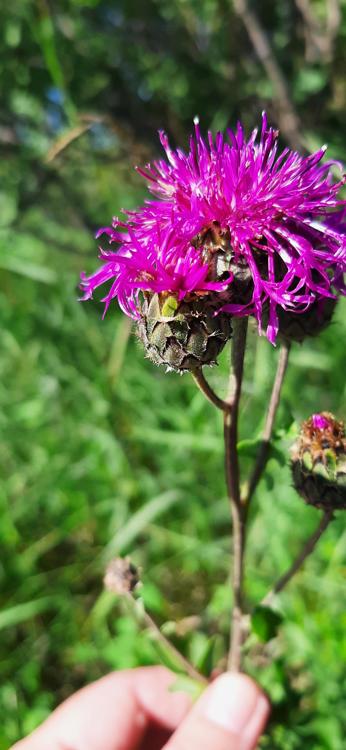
164,673,270,750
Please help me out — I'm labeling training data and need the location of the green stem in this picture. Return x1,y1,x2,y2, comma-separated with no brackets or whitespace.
191,368,230,412
262,510,333,607
224,318,248,672
244,341,290,506
125,593,207,684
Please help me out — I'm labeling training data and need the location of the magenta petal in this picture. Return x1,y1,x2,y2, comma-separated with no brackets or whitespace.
312,414,330,430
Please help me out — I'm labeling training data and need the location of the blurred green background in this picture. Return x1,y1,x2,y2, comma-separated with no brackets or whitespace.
0,1,345,748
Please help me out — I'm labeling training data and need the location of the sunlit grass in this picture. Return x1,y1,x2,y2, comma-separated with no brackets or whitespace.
1,261,345,749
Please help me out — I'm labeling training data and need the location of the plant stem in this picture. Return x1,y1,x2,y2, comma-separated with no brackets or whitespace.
232,0,303,151
191,368,230,412
262,510,333,607
244,341,290,505
125,593,208,685
224,318,248,672
228,502,246,671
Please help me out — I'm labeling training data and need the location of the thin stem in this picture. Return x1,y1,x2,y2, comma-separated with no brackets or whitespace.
228,503,246,671
244,342,290,506
191,368,230,413
262,511,333,607
125,593,207,685
224,318,248,672
224,320,248,504
232,0,303,151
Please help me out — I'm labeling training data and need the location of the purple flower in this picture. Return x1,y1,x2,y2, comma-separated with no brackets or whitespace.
81,113,346,342
312,413,330,430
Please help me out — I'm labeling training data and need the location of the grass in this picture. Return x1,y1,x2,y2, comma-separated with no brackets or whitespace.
0,250,345,749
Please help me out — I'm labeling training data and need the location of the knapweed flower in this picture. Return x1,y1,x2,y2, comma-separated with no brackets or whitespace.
81,113,346,351
291,412,346,511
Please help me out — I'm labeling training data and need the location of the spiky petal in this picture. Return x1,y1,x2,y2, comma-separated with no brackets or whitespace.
81,228,232,319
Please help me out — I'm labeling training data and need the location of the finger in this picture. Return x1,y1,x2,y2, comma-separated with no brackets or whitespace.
164,672,270,750
11,666,191,750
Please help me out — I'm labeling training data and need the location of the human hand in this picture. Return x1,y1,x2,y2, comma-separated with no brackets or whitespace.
11,666,269,750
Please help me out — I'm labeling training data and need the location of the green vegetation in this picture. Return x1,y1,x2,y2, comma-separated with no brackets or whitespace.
0,1,345,747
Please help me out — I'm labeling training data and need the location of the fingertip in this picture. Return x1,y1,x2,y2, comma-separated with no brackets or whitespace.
165,672,270,750
204,672,270,748
134,666,193,730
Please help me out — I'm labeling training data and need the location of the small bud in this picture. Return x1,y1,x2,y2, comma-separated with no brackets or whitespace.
104,557,140,595
276,298,337,344
137,293,232,372
291,412,346,511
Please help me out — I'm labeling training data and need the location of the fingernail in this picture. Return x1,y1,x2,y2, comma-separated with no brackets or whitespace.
205,673,269,748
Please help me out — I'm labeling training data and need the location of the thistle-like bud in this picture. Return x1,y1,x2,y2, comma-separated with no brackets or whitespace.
137,293,232,372
276,298,337,344
291,413,346,511
104,557,140,595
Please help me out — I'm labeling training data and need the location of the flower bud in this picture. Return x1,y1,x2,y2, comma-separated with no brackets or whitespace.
276,298,337,344
104,557,140,595
137,293,232,372
291,413,346,511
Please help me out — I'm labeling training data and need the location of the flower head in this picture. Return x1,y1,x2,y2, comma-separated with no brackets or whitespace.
291,412,346,511
81,114,346,343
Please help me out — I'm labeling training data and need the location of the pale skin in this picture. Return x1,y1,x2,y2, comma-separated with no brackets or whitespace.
12,667,270,750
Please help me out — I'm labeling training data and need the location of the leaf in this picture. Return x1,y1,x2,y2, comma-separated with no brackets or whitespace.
147,634,189,675
264,473,274,491
251,605,283,643
0,192,18,227
102,490,182,559
0,230,57,283
268,443,286,467
0,598,57,631
237,438,262,459
141,581,165,615
193,634,218,677
169,675,206,701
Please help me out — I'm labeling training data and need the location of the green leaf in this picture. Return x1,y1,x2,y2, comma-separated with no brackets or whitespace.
268,443,286,467
0,192,18,227
237,438,261,459
251,605,283,643
0,598,57,630
169,675,206,701
147,634,188,675
193,634,218,677
102,490,182,559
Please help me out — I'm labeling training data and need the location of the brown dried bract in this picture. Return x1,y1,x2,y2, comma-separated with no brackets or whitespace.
104,557,140,595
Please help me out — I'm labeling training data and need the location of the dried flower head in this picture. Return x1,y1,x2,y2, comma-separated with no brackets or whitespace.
81,114,346,344
104,557,140,595
291,412,346,511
